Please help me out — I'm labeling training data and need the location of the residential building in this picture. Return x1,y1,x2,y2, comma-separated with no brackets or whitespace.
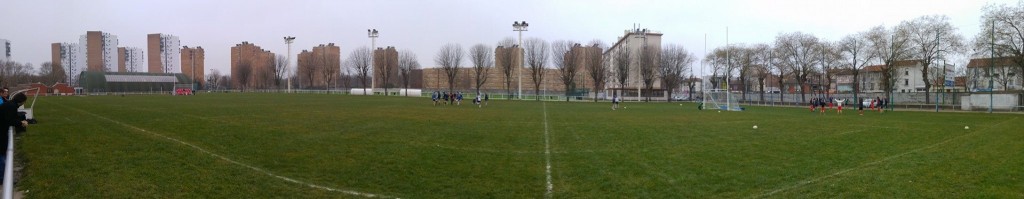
118,47,144,72
565,43,601,96
297,43,340,89
860,60,926,93
147,33,180,73
51,42,85,85
80,31,119,72
604,28,663,99
966,57,1022,91
181,46,205,84
492,45,523,93
230,42,275,89
1,39,10,61
373,46,398,90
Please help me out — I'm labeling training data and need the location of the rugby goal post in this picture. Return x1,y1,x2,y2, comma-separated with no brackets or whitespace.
701,78,743,111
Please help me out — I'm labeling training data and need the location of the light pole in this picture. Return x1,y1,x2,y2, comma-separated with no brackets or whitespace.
284,36,295,93
513,21,528,100
368,29,379,93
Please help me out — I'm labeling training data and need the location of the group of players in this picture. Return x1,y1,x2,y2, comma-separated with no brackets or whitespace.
431,91,489,107
810,96,889,115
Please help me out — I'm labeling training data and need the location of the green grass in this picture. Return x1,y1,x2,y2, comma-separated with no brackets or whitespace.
16,93,1024,198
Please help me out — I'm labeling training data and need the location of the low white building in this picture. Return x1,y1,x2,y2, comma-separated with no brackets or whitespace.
967,57,1022,91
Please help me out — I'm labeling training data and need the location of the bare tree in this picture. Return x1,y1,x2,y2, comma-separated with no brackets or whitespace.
375,48,397,95
819,41,843,98
323,50,341,90
867,25,913,104
496,37,517,99
470,44,494,95
235,60,253,91
659,44,695,102
435,43,464,93
638,46,659,102
348,46,373,94
298,51,317,89
524,38,549,100
734,45,757,102
775,32,821,103
206,69,222,90
272,55,287,89
839,31,876,102
398,50,420,96
906,15,965,102
586,39,609,102
612,47,631,99
552,40,581,101
976,1,1024,89
751,43,774,102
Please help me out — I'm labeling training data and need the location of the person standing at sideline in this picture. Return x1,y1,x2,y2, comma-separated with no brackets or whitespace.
0,93,29,181
0,88,9,104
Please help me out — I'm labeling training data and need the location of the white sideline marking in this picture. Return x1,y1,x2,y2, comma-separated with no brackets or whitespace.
542,102,554,199
62,105,396,198
751,117,1016,198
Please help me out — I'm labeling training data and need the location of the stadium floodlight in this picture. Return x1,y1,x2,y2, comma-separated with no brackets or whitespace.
284,36,296,93
513,21,528,100
370,28,382,90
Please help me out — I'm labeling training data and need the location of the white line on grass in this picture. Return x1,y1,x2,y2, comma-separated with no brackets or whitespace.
751,117,1017,198
542,102,554,199
61,105,397,199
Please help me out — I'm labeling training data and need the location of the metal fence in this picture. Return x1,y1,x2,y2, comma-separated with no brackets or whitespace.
4,127,13,199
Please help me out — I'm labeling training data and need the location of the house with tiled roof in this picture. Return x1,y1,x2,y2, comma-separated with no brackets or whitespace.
966,57,1021,91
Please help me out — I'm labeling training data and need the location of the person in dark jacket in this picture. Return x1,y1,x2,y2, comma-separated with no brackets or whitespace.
0,93,28,180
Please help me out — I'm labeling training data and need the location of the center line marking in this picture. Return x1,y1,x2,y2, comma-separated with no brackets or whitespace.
542,102,554,199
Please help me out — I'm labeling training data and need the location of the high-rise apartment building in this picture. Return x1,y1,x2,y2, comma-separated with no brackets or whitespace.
231,42,275,89
605,28,662,99
147,33,180,73
296,43,340,88
118,47,144,72
373,46,398,89
181,46,205,84
80,31,119,72
51,42,85,85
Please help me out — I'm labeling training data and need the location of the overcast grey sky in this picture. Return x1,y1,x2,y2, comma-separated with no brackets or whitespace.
0,0,1015,76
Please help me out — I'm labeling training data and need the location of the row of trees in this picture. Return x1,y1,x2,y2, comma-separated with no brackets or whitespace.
433,37,698,102
705,2,1024,105
704,14,967,104
0,60,66,88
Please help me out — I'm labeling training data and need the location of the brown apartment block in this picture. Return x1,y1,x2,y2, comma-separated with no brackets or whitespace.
296,43,341,89
181,46,205,84
421,44,602,95
231,42,276,89
146,34,163,73
117,47,127,72
373,46,399,89
50,43,62,72
85,31,106,72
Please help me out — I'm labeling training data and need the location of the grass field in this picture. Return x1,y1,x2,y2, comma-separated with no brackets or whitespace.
16,93,1024,198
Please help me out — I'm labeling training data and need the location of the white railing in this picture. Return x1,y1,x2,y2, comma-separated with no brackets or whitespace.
3,127,12,199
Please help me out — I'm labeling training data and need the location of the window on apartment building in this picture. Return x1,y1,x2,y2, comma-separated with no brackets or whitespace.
904,79,909,86
905,71,909,75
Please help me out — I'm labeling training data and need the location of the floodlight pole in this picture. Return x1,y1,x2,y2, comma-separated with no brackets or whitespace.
369,29,379,93
989,21,994,113
514,21,528,100
284,36,295,93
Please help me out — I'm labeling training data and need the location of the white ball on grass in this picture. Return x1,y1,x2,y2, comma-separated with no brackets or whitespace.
718,111,721,113
964,126,969,130
753,125,758,129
